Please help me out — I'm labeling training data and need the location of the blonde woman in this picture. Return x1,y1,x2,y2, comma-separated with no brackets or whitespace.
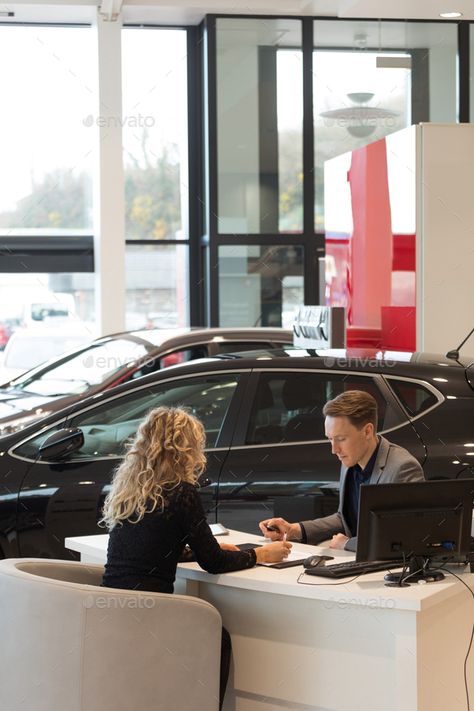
101,406,291,709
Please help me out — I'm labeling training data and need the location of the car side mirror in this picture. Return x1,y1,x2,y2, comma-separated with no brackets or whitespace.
39,428,84,460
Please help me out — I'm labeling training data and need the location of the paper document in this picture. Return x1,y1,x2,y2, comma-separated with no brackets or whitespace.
258,547,308,567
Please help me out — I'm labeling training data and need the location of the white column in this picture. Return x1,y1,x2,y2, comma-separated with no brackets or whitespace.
417,124,474,353
92,10,126,336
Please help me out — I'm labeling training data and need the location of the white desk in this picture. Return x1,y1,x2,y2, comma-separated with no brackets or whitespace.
66,530,474,711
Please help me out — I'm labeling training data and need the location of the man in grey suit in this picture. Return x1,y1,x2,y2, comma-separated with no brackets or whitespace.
259,390,424,552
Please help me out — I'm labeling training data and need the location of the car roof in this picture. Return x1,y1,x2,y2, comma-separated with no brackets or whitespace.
3,345,470,445
208,346,473,371
93,326,293,350
47,345,474,412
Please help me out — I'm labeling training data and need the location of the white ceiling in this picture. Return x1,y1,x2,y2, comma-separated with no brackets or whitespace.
2,0,473,25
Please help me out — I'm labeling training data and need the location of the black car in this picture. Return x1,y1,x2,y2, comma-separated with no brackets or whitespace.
1,347,473,560
0,327,292,436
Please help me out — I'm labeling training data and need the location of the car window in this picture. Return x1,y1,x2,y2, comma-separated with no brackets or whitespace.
31,303,69,321
388,379,439,417
246,372,394,445
15,374,240,461
130,346,209,379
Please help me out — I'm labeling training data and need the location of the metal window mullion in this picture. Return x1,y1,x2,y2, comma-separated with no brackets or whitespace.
458,21,470,122
187,25,204,326
302,17,321,306
205,15,219,326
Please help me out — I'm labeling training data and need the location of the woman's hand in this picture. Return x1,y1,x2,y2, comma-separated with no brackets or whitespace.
255,540,292,564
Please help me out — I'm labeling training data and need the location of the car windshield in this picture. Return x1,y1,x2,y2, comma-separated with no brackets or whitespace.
4,335,88,371
9,339,151,396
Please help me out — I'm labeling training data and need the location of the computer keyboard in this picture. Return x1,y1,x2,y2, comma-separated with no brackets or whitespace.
305,559,404,579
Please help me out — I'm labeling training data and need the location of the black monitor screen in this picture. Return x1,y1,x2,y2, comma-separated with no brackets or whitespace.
356,479,474,564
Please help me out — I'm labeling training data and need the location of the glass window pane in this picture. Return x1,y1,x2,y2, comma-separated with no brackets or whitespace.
122,28,188,240
218,245,303,327
125,244,189,330
314,19,457,232
216,18,303,234
0,26,94,233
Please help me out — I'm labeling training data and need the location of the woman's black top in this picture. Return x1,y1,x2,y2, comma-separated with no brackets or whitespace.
102,481,256,593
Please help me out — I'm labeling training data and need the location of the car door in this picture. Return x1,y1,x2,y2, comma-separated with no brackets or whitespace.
11,370,249,558
216,368,426,533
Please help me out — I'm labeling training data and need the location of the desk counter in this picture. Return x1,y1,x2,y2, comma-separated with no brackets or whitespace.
66,530,474,711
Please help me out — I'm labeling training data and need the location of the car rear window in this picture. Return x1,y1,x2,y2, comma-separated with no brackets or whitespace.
389,379,439,417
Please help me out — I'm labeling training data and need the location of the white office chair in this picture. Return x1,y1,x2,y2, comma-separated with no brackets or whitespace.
0,558,222,711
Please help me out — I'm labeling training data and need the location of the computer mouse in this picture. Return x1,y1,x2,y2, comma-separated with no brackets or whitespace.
303,554,334,569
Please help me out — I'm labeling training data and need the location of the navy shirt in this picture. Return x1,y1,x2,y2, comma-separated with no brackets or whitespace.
342,440,380,537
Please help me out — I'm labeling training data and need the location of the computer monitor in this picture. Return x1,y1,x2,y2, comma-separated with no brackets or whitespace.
356,479,474,586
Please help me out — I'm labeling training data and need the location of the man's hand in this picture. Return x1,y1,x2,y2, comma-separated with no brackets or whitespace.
258,517,291,540
329,533,349,550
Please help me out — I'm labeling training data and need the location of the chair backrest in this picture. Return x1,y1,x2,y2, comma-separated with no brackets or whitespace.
247,379,285,444
282,375,326,441
0,558,221,711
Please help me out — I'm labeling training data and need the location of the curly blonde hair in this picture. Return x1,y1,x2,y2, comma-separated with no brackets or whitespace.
101,407,206,529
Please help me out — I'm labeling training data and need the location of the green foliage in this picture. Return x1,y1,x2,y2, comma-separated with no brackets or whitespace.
0,170,92,229
124,144,181,239
278,130,303,232
0,137,182,239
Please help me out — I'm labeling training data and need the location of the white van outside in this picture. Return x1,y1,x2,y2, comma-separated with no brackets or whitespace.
0,324,93,383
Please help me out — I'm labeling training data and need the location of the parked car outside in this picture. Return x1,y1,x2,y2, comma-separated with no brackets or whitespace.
0,327,293,435
0,324,94,383
0,346,473,560
0,320,15,350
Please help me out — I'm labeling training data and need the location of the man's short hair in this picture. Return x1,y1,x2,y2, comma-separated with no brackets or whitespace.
322,390,378,430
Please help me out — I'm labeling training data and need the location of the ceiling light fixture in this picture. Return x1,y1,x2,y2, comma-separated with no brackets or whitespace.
320,92,399,138
439,11,463,18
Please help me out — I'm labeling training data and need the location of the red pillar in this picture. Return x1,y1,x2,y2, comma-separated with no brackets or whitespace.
348,138,393,329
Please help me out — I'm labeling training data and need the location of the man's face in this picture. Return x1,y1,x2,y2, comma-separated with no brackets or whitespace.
325,415,375,469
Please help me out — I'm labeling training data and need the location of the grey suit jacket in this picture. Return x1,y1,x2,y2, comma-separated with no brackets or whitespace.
299,435,425,552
